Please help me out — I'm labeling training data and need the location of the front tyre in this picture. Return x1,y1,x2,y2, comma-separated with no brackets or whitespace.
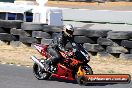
33,63,51,80
76,76,87,86
76,65,93,86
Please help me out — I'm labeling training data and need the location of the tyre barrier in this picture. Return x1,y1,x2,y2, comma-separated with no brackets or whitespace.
0,21,132,59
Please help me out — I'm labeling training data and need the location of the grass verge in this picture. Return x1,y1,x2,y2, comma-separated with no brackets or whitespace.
0,44,132,77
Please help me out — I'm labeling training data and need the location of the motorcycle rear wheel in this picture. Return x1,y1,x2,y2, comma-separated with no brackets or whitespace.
76,65,93,86
33,63,51,80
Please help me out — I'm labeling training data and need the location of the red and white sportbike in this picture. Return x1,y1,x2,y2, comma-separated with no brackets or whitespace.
31,43,93,85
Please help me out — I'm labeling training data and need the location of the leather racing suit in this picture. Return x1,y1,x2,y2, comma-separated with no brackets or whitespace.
46,32,74,70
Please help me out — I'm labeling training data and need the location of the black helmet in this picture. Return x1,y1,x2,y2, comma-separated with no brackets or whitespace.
63,24,74,37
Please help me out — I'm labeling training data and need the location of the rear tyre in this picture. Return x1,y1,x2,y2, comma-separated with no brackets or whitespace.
33,63,51,80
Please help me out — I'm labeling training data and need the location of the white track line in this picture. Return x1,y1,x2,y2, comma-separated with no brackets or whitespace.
0,62,31,68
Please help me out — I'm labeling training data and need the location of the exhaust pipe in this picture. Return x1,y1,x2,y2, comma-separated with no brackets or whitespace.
31,56,44,69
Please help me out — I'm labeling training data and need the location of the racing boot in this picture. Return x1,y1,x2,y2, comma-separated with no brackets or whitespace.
44,59,52,72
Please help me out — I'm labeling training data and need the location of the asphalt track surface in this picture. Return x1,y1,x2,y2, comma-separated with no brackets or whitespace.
0,64,132,88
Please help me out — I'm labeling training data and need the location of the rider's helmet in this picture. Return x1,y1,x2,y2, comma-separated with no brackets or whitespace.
63,24,74,37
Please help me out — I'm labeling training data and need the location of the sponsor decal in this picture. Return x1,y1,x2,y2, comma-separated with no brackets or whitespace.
85,74,131,83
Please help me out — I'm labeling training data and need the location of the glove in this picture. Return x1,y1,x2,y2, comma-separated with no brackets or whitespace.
72,48,77,53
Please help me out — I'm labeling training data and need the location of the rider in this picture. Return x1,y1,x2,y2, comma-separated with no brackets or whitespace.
44,24,75,72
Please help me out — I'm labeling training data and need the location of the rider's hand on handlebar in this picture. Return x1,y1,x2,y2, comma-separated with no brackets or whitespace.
72,48,77,53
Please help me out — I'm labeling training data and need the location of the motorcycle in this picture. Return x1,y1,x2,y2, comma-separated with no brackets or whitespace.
31,42,93,85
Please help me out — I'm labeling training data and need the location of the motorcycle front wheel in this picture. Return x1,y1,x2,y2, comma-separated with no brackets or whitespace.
33,63,51,80
76,65,93,86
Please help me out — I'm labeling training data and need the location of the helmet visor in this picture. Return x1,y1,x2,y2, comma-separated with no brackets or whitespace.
66,29,73,35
